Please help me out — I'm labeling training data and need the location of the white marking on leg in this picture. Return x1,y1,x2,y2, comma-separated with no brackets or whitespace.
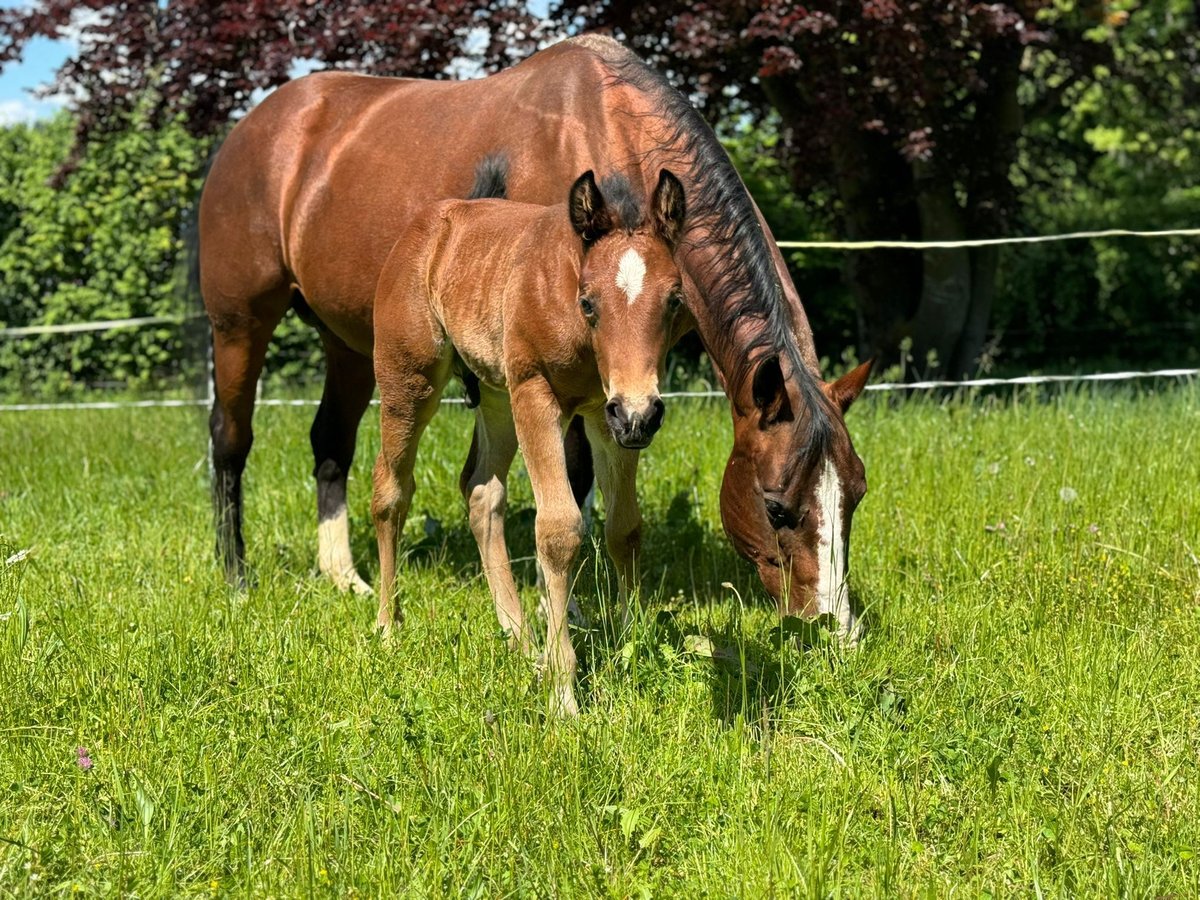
318,503,373,595
815,457,859,643
615,249,645,305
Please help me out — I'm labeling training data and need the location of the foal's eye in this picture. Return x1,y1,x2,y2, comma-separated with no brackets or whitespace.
579,295,597,323
667,289,684,312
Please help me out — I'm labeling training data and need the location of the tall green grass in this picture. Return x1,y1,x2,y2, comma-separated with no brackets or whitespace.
2,385,1198,896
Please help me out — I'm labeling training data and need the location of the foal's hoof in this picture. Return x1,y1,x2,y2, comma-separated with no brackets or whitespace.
533,656,580,717
375,619,402,647
550,685,580,718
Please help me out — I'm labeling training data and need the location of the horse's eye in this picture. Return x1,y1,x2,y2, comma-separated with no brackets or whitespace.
668,290,683,311
764,498,792,530
579,295,597,323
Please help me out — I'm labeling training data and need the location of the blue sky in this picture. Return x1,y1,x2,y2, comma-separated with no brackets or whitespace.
0,1,70,124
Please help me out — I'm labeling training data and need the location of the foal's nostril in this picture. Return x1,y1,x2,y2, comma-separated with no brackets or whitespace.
605,399,627,431
643,396,665,435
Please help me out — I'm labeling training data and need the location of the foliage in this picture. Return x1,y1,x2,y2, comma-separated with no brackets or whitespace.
2,389,1199,892
992,0,1200,367
0,1,538,144
0,114,207,396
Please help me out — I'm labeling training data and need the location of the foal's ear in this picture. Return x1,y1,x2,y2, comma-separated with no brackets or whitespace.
752,354,790,425
651,169,686,250
827,359,873,413
568,170,611,243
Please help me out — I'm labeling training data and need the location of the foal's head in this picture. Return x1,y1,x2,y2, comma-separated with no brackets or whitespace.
567,169,687,449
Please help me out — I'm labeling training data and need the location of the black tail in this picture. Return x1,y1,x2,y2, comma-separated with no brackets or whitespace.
178,133,230,405
467,153,509,200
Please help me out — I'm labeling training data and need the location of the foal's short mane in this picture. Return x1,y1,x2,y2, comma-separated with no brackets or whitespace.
568,35,834,455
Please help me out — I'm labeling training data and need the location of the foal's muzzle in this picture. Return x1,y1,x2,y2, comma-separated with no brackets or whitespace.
605,395,665,449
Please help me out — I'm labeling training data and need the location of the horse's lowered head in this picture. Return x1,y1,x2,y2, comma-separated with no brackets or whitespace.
720,355,873,641
567,168,687,450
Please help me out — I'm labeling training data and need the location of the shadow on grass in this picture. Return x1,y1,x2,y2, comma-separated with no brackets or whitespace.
344,488,872,726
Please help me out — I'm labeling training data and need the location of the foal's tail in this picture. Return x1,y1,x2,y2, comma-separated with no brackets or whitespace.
467,153,509,200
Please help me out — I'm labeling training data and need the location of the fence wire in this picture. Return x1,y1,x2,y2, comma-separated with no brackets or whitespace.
2,227,1198,412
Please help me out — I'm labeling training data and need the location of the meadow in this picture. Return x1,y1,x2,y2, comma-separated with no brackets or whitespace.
1,385,1199,896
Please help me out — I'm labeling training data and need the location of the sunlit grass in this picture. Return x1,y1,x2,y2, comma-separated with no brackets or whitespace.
2,384,1199,895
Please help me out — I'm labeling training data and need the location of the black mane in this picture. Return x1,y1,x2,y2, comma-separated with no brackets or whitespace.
597,172,643,233
577,36,834,454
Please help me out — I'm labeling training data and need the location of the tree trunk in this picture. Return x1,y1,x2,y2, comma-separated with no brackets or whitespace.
908,164,973,378
827,131,921,362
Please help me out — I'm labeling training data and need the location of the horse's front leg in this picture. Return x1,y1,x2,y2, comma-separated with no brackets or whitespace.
511,377,583,716
583,415,643,630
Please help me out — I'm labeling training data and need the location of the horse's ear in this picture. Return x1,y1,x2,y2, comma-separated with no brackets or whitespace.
828,359,873,413
568,170,611,243
752,354,789,425
651,169,686,249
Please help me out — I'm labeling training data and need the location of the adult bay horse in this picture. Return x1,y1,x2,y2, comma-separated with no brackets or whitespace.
199,34,872,638
374,166,688,714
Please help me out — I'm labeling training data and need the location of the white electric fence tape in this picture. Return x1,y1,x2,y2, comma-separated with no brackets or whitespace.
777,227,1200,250
1,368,1196,412
2,228,1198,411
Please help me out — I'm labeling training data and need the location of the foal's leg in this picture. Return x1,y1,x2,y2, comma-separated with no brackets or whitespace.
371,362,450,633
208,293,289,586
311,333,376,595
459,389,535,656
584,415,644,628
511,377,584,716
535,416,593,629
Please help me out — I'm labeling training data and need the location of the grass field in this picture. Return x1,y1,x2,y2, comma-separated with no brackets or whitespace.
2,385,1199,896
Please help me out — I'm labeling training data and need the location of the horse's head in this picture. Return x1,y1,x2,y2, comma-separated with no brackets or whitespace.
720,356,872,641
568,169,687,449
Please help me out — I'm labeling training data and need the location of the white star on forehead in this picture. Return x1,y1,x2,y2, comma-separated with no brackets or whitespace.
615,248,645,305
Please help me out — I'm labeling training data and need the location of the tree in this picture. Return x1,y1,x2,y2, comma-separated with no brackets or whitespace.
0,113,206,394
560,0,1137,376
994,0,1200,368
0,2,537,144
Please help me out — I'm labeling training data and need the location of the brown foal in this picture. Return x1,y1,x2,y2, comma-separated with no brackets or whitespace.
371,168,687,715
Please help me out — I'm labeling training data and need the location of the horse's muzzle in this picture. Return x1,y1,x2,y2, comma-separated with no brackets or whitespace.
605,395,665,449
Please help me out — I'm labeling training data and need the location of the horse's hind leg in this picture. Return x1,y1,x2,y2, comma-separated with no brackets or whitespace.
311,334,376,595
209,298,288,586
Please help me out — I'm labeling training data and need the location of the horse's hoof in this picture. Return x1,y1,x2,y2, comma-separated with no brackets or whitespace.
326,568,374,596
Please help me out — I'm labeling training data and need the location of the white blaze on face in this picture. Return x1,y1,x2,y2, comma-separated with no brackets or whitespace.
615,248,645,305
815,456,859,642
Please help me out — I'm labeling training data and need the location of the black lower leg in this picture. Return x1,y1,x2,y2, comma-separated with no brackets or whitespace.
564,416,595,509
210,408,250,586
314,458,349,524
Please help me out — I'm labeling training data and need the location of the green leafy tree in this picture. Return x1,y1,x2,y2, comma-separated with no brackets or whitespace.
0,114,206,395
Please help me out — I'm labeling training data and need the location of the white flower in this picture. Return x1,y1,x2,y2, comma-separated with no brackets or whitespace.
1059,486,1078,504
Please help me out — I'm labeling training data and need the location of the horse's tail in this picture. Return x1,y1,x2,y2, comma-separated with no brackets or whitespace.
177,134,228,406
467,152,509,200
